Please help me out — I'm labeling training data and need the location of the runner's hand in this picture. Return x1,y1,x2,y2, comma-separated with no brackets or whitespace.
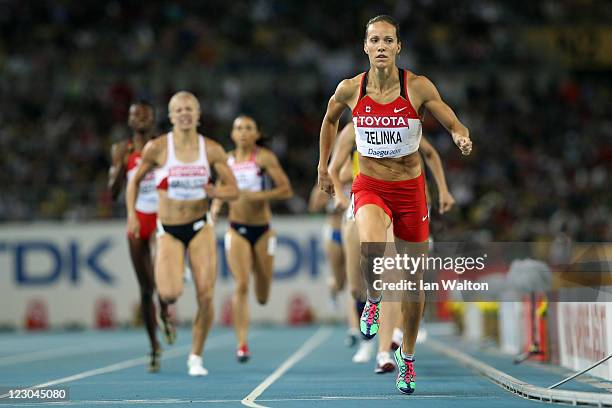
454,135,472,156
334,194,349,211
438,190,456,214
318,168,335,196
204,183,217,199
127,214,140,238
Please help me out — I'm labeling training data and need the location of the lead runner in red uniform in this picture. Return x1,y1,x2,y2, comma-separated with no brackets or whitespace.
318,15,472,394
108,101,174,373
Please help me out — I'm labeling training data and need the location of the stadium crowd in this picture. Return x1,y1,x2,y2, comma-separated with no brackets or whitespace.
1,0,610,241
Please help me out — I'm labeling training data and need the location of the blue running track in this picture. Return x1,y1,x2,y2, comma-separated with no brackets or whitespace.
0,326,607,407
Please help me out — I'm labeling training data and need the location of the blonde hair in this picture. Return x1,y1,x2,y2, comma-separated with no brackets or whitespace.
168,91,200,112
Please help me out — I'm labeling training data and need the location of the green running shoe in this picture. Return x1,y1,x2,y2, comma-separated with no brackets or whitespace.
359,299,381,339
393,348,416,394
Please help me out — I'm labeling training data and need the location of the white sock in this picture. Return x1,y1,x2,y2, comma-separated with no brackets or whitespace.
400,348,414,361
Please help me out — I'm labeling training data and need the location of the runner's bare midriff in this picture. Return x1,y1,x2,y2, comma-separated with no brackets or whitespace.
157,191,209,225
358,151,421,181
229,198,271,225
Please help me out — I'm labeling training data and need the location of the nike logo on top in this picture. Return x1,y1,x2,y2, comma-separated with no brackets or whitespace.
394,107,407,113
422,215,428,222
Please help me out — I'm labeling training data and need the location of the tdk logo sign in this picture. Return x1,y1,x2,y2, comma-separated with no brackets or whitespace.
0,240,115,286
1,233,326,287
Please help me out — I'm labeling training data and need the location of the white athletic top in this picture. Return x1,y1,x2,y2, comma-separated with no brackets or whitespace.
352,68,422,159
227,149,264,192
127,150,158,213
155,132,211,201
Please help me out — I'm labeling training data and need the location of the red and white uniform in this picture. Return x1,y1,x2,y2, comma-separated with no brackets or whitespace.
126,149,158,240
156,132,211,201
228,149,264,192
127,151,158,214
353,70,422,158
351,68,429,242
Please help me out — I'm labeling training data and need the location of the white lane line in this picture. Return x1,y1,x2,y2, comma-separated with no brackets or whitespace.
7,395,501,406
278,393,501,402
0,338,149,367
241,326,331,408
0,344,83,366
0,332,238,399
0,399,240,406
427,338,612,406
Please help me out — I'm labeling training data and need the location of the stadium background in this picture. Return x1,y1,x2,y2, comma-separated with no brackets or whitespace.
1,0,610,241
2,0,612,397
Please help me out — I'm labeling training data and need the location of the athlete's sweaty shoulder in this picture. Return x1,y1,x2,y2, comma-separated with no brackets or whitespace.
203,136,222,151
142,133,166,166
406,72,432,91
204,137,228,164
150,134,167,153
334,74,362,106
255,147,279,168
406,73,439,111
